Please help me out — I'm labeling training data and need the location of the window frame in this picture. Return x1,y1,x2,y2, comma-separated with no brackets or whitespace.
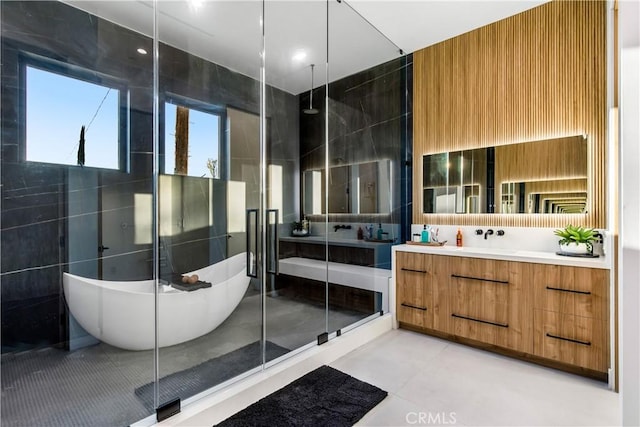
19,53,130,172
160,93,227,179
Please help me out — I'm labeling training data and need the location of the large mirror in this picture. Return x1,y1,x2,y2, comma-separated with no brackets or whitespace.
422,135,588,214
303,160,392,214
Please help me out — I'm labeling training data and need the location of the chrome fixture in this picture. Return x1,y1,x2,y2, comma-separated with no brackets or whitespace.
496,230,505,236
334,224,351,232
475,229,483,235
484,229,494,239
303,64,319,115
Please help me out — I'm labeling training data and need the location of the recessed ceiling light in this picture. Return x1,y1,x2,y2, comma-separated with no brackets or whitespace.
292,51,307,62
137,48,147,55
189,0,203,11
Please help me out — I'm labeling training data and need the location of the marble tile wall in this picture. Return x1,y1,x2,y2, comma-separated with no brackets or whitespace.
298,55,412,237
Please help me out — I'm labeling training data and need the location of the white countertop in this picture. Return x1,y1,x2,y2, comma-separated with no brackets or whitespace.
393,243,611,269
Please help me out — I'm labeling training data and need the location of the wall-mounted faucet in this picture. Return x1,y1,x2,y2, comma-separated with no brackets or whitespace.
484,229,494,240
475,229,483,235
334,224,352,232
496,230,505,236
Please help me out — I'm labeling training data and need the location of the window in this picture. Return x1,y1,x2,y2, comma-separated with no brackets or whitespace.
25,64,126,170
164,100,222,178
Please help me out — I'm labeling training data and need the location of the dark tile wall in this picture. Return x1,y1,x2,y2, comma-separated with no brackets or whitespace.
1,1,155,352
0,1,299,351
299,56,411,225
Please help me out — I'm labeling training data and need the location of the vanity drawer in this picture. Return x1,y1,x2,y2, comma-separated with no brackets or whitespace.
450,310,511,348
533,309,608,372
533,265,608,319
450,275,509,329
397,252,430,279
448,258,530,352
449,257,511,284
396,252,432,328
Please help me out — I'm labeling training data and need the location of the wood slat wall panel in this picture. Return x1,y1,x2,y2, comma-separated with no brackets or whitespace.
413,0,607,228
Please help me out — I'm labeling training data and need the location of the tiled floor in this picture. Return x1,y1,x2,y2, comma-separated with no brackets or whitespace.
0,290,366,427
331,329,620,427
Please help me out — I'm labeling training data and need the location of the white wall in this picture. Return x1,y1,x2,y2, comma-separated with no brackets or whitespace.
619,1,640,425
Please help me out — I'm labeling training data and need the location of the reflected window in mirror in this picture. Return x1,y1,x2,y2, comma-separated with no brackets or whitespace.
24,60,128,170
163,96,224,179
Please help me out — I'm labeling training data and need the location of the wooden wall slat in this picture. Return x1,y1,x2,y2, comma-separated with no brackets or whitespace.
413,0,607,228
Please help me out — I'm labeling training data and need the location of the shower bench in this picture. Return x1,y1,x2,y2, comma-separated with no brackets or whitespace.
278,257,391,313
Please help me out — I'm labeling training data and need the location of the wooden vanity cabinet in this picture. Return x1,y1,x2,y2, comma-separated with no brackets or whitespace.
532,264,609,372
395,249,610,377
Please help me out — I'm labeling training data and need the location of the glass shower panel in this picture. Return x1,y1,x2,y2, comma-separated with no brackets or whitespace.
327,1,404,334
155,0,266,408
264,0,329,356
1,1,156,425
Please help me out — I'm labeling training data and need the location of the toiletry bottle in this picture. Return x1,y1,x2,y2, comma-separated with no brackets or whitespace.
357,226,364,240
302,215,309,232
456,228,463,247
368,224,374,239
377,224,383,240
421,225,430,243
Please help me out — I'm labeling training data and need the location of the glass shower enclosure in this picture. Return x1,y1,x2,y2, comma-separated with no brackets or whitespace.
0,1,405,425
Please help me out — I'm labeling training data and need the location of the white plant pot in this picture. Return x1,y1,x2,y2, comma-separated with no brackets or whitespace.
559,242,590,254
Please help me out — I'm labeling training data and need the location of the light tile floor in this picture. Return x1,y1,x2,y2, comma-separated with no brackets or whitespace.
331,329,620,427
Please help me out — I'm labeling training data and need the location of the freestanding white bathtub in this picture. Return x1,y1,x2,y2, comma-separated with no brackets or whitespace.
62,252,251,351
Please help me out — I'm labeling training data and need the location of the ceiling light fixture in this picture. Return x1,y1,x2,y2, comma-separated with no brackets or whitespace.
292,51,307,62
188,0,203,11
303,64,319,115
137,48,147,55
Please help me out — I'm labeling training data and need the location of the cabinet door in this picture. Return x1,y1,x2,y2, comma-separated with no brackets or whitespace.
531,264,609,373
533,265,608,320
396,252,432,328
449,258,531,351
534,309,608,372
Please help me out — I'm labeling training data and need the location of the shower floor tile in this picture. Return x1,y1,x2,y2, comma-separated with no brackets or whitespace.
1,291,366,427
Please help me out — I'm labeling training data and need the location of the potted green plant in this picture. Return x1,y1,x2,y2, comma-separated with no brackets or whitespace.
291,221,308,237
554,224,597,255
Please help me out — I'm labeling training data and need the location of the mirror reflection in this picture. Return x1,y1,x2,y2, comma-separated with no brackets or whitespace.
303,160,392,214
422,135,588,214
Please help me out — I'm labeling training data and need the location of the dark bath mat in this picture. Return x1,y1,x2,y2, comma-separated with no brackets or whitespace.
215,365,387,427
135,341,289,409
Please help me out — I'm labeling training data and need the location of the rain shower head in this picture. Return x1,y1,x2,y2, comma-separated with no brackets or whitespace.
303,64,319,115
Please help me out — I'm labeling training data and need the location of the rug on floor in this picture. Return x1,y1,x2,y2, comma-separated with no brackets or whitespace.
215,365,388,427
135,341,290,408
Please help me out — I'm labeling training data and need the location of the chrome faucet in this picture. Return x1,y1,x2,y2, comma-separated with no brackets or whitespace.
333,224,352,232
484,229,494,240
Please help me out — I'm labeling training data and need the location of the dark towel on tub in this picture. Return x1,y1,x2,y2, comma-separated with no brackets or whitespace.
164,273,212,291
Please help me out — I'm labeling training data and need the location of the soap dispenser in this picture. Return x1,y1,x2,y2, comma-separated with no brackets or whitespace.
456,228,463,247
376,223,383,240
421,225,430,243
